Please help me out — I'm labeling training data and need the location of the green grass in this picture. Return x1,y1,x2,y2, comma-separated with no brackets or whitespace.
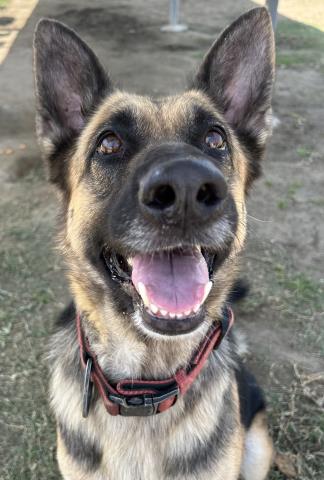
277,199,288,210
276,51,313,67
276,19,324,67
0,174,64,480
277,19,324,50
277,181,303,209
287,181,302,198
274,266,323,312
297,146,313,159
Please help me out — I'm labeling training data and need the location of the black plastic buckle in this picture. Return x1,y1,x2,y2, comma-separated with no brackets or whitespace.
109,387,179,417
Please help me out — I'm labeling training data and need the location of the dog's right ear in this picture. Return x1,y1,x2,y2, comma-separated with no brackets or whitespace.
33,19,111,187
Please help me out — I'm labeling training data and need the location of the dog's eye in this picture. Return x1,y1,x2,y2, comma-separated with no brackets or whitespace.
97,133,122,155
205,129,226,150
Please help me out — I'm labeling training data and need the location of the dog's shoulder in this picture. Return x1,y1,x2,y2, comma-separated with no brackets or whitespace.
235,361,266,430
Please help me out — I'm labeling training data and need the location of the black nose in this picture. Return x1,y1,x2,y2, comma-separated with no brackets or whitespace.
139,159,228,225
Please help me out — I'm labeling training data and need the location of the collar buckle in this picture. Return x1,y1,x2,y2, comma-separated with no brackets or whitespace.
108,387,179,417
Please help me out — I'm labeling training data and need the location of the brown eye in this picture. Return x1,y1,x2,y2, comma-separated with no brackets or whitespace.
97,133,122,155
205,129,226,150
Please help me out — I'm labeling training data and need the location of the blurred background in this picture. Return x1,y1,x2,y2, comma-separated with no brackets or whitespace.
0,1,323,479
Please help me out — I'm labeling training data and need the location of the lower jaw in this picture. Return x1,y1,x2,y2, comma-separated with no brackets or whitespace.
139,306,206,336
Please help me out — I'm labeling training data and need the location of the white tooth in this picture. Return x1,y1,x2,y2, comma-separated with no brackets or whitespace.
150,304,158,314
184,310,191,317
169,312,176,319
202,281,213,303
127,257,133,266
137,282,149,307
160,309,168,317
193,304,200,313
176,313,184,319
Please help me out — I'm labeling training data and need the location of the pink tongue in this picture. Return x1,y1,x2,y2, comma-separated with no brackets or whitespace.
132,250,209,314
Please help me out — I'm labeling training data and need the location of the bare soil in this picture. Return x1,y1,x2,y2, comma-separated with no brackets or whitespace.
0,1,323,479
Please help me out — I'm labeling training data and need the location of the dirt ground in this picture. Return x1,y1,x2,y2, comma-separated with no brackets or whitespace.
0,0,323,479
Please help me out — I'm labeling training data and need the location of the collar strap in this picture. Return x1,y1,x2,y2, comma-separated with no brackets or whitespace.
77,307,234,417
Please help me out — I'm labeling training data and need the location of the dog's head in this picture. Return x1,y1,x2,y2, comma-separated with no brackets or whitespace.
34,8,274,340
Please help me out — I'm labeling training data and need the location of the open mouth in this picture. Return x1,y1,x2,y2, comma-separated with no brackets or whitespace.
102,247,217,335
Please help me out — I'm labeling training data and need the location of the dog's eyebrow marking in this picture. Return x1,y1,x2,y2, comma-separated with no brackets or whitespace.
88,106,148,162
191,103,220,124
163,384,235,476
187,103,227,137
96,106,145,142
58,421,102,471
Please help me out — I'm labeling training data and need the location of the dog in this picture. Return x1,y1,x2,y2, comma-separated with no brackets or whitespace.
33,7,275,479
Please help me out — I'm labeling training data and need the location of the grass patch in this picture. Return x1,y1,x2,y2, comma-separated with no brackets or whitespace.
268,365,324,480
297,146,313,159
277,181,303,209
277,19,324,51
277,199,288,210
276,51,314,67
287,181,302,198
274,266,323,312
276,19,324,67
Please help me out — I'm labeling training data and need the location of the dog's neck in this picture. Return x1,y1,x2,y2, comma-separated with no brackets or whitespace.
81,307,224,382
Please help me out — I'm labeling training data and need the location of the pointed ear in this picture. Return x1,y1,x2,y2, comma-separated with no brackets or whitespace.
193,7,275,169
33,18,111,174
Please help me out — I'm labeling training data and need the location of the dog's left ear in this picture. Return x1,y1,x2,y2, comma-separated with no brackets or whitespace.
194,7,275,159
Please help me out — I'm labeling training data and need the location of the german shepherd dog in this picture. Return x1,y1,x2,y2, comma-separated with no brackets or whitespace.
33,7,275,479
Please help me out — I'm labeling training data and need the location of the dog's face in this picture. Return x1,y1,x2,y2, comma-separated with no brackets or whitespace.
34,8,274,340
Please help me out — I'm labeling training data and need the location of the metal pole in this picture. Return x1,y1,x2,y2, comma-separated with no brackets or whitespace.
266,0,279,30
161,0,188,33
169,0,179,27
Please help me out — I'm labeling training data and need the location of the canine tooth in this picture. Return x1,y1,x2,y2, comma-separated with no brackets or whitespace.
150,304,158,314
137,282,149,307
202,281,213,303
160,309,168,317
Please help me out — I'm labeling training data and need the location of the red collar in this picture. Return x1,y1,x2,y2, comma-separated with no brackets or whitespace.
77,307,234,417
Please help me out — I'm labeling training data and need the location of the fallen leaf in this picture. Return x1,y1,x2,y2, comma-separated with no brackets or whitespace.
274,452,297,478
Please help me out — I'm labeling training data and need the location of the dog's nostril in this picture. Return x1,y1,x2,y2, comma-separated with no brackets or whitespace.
196,183,220,207
149,185,176,210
